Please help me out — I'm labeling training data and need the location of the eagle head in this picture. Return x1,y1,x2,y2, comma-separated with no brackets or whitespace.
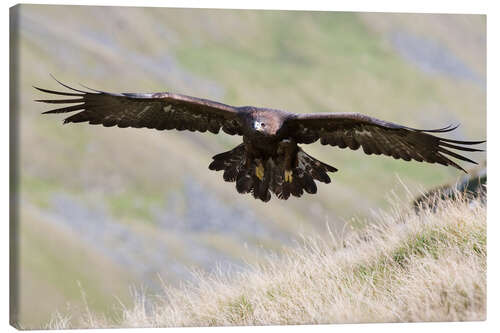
253,120,266,132
250,110,285,137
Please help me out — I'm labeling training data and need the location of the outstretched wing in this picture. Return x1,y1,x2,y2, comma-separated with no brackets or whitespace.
35,78,244,135
286,112,485,172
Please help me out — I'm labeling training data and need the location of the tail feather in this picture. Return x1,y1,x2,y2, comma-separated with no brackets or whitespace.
236,172,254,194
301,173,317,194
209,145,337,202
290,181,304,197
253,180,271,202
209,144,245,175
223,167,239,182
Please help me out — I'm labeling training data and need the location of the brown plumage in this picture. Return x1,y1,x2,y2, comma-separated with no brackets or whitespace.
35,77,485,202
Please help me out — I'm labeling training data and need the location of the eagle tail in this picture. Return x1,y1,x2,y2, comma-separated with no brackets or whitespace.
209,145,337,202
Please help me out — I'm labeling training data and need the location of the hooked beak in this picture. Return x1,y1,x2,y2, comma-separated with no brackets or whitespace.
254,121,264,132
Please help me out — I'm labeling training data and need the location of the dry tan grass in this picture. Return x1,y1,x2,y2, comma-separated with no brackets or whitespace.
50,192,486,328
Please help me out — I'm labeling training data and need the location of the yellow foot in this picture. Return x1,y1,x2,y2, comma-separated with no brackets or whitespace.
284,169,293,183
255,162,265,180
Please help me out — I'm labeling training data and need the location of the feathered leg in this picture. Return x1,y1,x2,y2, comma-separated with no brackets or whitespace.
272,141,338,199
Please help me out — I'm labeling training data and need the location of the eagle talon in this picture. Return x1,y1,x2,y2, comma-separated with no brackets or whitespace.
284,169,293,183
255,162,265,180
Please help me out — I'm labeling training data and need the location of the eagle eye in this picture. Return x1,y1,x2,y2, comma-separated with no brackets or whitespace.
261,122,266,128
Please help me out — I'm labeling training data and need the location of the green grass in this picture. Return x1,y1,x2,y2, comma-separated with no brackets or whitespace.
17,211,133,328
46,191,486,328
391,229,444,266
107,189,164,223
21,176,65,208
174,11,440,111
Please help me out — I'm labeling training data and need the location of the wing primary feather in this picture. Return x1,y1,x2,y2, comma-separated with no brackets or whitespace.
436,153,467,172
41,103,86,114
437,147,478,164
78,82,107,93
33,86,83,96
438,138,486,145
35,98,85,104
49,74,92,94
425,124,460,133
408,124,460,133
439,141,484,152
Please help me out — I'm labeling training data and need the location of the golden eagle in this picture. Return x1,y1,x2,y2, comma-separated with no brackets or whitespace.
35,78,485,202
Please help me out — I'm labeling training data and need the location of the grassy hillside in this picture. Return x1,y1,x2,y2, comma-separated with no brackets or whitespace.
47,192,486,328
11,5,486,328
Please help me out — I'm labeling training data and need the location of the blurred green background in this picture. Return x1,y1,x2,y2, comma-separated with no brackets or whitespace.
10,5,486,328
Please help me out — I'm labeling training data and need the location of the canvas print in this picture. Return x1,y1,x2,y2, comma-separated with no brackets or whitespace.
10,4,486,329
